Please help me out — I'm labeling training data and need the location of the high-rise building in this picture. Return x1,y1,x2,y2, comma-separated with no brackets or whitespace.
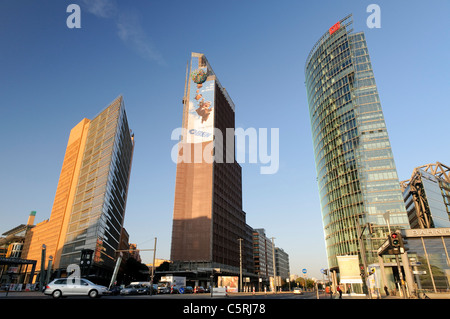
22,96,134,282
170,53,254,277
252,229,274,283
305,15,410,272
401,162,450,229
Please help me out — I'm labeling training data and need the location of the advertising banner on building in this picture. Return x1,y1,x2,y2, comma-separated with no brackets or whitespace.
336,255,363,284
186,55,215,144
218,276,238,292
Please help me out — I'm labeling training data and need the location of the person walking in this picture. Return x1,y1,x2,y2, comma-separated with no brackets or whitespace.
337,285,342,299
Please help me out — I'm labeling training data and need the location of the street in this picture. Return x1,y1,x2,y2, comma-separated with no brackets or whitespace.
0,290,332,299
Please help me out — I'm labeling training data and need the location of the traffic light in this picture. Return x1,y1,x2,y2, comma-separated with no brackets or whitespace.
390,232,401,254
390,232,400,247
360,265,365,277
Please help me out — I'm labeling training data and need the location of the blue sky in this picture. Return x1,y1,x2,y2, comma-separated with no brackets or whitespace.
1,0,449,279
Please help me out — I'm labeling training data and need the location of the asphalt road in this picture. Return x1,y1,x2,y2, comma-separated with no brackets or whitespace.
0,290,324,299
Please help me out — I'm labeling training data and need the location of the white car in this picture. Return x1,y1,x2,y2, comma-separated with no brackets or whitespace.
293,287,303,294
44,278,108,298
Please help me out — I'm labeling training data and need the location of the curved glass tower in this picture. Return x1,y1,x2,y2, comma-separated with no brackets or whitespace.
305,15,409,271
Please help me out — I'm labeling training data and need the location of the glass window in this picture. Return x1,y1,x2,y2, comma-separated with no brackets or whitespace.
424,238,450,291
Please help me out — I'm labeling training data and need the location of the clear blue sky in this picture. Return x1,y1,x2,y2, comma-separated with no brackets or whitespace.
1,0,449,279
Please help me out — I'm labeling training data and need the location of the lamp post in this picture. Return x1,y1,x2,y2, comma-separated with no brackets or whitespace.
355,215,372,299
238,238,243,293
150,237,157,296
271,237,277,294
114,238,157,295
39,244,46,292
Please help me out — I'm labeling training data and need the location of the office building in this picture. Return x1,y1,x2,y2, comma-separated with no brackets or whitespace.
22,96,134,283
0,211,38,286
0,211,36,259
252,229,274,284
305,15,410,274
401,162,450,228
170,53,254,278
275,247,290,282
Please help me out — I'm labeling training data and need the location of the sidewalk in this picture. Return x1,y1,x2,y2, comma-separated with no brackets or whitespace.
342,292,450,299
0,291,45,298
2,290,450,299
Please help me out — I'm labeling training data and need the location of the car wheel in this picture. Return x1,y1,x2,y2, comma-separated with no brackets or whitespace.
89,289,98,298
52,290,62,299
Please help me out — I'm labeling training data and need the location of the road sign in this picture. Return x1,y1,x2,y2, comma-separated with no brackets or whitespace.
302,269,307,274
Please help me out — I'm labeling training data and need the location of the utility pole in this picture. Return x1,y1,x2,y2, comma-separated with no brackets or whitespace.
238,238,243,293
45,256,53,285
39,244,46,291
271,237,277,294
150,237,157,296
114,237,157,295
109,253,122,289
355,214,372,299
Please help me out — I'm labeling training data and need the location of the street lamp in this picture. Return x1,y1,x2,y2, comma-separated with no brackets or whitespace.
271,237,277,294
237,238,243,293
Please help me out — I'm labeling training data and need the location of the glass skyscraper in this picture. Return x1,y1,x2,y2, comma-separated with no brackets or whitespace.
305,15,409,271
23,96,134,281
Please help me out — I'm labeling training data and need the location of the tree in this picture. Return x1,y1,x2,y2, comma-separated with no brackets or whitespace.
123,257,149,284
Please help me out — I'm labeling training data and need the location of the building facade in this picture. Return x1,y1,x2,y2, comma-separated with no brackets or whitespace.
0,211,37,286
170,53,254,277
401,162,450,229
22,96,134,283
252,229,274,284
400,228,450,294
305,15,410,272
275,247,290,282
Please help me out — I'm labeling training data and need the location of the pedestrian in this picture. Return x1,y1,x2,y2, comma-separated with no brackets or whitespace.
384,285,389,296
337,285,342,299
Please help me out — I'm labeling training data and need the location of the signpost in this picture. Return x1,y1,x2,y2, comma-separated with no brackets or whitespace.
302,269,307,290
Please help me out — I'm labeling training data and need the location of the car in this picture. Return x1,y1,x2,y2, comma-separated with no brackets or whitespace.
137,284,158,295
103,286,121,296
44,278,108,298
293,287,303,295
120,284,140,295
137,285,149,294
158,285,171,294
194,286,205,293
182,286,193,294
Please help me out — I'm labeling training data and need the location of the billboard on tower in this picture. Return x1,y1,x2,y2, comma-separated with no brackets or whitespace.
185,54,215,144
